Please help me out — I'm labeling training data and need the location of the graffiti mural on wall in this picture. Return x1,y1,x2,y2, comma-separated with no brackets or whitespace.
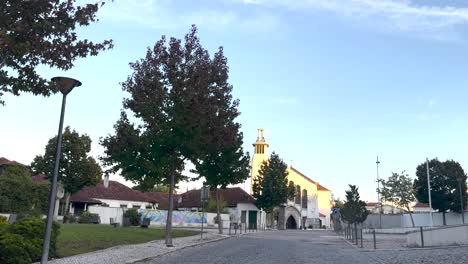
139,209,207,224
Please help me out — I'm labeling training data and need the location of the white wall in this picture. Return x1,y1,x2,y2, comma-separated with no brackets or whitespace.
365,212,468,228
88,206,124,224
407,225,468,247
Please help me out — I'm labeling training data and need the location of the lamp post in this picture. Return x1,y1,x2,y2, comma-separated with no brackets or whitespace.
376,156,382,229
456,175,465,224
41,77,81,264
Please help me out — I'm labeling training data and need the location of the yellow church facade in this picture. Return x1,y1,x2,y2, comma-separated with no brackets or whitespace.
250,129,332,229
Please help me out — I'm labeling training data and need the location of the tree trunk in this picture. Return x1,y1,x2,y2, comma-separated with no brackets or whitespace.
63,193,71,222
215,187,223,234
406,205,415,227
270,210,274,229
442,211,446,226
165,172,175,247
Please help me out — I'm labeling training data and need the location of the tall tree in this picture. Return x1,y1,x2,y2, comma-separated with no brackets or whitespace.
31,126,102,216
100,26,218,246
0,0,113,105
252,152,290,227
414,159,467,225
379,171,416,226
341,185,369,225
190,48,251,233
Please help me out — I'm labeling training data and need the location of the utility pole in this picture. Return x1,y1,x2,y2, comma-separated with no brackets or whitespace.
426,158,433,227
376,156,382,229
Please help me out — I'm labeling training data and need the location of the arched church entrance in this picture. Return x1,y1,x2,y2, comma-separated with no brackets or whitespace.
286,215,297,229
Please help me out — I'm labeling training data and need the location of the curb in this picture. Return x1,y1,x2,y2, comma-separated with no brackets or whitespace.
339,236,468,252
126,235,233,263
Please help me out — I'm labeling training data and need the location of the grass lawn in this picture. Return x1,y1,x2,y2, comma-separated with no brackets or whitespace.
57,224,199,258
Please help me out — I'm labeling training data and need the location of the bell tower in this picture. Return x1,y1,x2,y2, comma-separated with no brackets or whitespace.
250,128,269,194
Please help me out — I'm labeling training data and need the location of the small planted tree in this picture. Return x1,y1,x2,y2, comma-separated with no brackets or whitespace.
379,171,416,226
341,185,369,226
252,152,290,227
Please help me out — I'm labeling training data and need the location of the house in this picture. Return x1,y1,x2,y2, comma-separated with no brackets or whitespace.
177,187,261,228
69,176,170,215
0,157,26,174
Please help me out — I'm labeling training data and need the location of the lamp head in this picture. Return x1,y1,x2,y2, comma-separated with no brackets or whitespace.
52,77,81,95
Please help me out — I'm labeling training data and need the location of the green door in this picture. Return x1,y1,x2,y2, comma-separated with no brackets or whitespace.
248,210,257,230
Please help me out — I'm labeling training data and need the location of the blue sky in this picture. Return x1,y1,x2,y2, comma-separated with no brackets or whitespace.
2,0,468,201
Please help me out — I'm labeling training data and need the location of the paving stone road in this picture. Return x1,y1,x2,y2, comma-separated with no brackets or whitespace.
142,230,468,264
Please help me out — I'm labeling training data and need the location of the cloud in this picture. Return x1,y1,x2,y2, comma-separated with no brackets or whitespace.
98,0,279,32
238,0,468,38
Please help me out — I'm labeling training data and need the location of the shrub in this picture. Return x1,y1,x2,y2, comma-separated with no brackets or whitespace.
124,209,140,226
0,233,32,264
9,217,60,260
65,214,77,223
0,215,7,225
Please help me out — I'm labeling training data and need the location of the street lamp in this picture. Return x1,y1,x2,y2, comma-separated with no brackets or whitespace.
456,175,466,225
41,77,81,264
376,156,382,229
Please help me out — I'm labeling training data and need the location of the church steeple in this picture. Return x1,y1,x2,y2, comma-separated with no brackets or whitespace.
250,128,269,194
253,128,268,154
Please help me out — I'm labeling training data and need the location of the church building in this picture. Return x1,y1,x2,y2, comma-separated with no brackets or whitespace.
250,129,332,229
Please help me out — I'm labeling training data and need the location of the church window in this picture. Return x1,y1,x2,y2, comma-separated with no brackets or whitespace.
295,185,301,204
302,190,308,208
288,181,295,201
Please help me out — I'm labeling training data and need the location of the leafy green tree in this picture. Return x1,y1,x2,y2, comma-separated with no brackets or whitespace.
31,127,102,216
132,183,173,193
0,0,113,105
252,152,290,227
100,26,222,245
379,171,416,226
189,45,250,234
0,165,49,214
414,159,467,225
341,185,369,225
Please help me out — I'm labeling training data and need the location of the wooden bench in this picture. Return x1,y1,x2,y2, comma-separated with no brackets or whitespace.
110,217,119,228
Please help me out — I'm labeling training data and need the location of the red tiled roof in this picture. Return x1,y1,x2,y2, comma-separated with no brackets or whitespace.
178,187,256,208
71,180,152,203
142,192,179,210
0,157,25,167
317,183,330,192
414,202,429,208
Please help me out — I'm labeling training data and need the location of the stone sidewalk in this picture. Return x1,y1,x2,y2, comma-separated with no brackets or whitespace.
46,231,231,264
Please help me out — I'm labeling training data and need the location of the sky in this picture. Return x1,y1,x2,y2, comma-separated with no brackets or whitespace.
2,0,468,202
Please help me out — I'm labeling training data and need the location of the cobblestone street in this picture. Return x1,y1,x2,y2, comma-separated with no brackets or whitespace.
143,230,468,264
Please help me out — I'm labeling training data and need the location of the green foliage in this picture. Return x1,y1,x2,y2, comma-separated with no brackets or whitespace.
414,159,468,218
341,185,369,224
2,217,61,262
123,209,141,226
0,165,49,214
0,233,31,264
252,152,290,214
100,26,243,237
77,212,99,224
31,127,102,196
0,216,7,225
133,183,172,193
206,197,227,213
379,171,416,225
0,0,113,105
